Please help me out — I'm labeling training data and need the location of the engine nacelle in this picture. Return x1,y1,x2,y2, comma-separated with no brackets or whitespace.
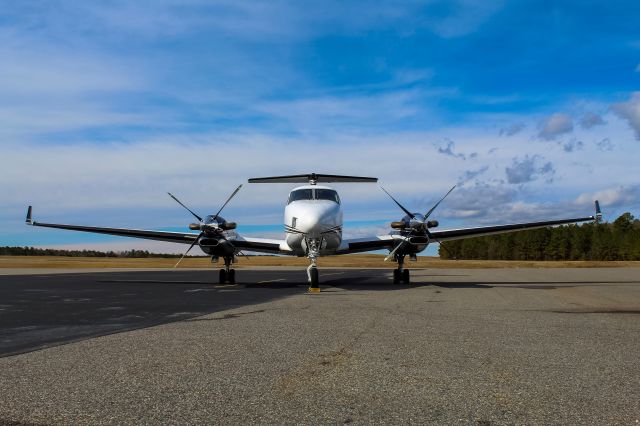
221,222,236,230
426,220,438,228
198,238,220,247
390,221,406,229
408,236,429,245
189,223,201,230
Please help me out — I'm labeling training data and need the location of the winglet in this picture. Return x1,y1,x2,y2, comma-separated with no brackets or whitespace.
26,206,33,225
595,200,602,223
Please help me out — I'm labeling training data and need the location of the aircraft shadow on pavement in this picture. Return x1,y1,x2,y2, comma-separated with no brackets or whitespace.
0,273,301,358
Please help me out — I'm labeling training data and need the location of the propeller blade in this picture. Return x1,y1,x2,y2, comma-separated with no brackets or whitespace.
385,238,408,262
380,187,415,219
213,184,243,219
423,185,456,220
174,233,201,268
168,192,203,223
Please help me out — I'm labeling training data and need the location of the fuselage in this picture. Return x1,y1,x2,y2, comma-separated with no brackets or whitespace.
284,185,343,256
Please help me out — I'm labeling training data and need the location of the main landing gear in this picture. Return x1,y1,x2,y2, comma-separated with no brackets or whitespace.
218,256,236,284
393,254,410,284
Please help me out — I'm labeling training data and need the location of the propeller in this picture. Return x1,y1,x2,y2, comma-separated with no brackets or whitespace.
381,185,456,261
381,185,455,231
168,185,243,268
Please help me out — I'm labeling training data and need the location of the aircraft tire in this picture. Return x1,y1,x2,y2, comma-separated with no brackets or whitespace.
309,267,319,289
228,269,236,284
219,269,227,284
402,269,410,284
393,269,401,284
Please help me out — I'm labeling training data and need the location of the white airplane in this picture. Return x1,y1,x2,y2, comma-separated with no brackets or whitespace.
26,173,601,292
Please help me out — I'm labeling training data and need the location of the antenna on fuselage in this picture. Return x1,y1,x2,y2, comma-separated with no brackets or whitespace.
248,173,378,185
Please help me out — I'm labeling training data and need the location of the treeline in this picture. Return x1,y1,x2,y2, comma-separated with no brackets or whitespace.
438,212,640,261
0,246,205,258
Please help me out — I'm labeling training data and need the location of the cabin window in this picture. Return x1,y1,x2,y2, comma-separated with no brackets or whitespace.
288,189,313,204
315,189,340,204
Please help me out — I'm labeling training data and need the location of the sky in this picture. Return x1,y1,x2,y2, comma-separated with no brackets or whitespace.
1,0,639,255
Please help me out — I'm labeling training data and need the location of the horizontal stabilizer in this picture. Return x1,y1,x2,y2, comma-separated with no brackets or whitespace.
249,173,377,184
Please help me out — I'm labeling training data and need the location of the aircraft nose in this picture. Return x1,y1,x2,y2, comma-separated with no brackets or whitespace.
297,203,339,235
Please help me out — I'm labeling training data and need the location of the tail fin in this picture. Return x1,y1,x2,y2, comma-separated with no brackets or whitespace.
595,200,602,223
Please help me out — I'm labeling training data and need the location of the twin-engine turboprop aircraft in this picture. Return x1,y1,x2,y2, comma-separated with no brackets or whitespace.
26,173,601,292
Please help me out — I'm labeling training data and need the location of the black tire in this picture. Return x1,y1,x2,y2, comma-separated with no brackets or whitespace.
228,269,236,284
393,269,400,284
219,269,227,284
309,267,319,289
402,269,410,284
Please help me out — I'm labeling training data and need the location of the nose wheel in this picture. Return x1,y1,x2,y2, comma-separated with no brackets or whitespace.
306,239,321,292
218,256,236,284
308,266,319,292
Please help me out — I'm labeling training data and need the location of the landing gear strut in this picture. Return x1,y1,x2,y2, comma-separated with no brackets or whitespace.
393,254,410,284
307,238,321,293
218,256,236,284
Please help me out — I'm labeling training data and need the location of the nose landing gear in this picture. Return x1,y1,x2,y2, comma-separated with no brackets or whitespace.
306,238,321,293
218,256,236,284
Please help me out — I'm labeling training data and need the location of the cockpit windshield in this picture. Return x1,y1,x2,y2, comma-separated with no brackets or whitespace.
287,188,341,204
315,189,340,204
288,189,313,203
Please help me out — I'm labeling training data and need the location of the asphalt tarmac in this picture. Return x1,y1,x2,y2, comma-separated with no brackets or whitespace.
0,267,639,424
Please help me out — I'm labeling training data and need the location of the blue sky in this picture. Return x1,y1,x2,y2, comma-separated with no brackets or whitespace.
1,0,639,254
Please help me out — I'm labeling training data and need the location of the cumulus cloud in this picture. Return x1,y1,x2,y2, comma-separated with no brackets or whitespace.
612,92,640,140
595,138,614,151
579,112,606,129
505,155,555,184
576,185,640,211
499,122,525,136
457,166,489,185
436,140,477,160
442,183,517,220
562,139,584,153
441,183,639,225
538,113,573,140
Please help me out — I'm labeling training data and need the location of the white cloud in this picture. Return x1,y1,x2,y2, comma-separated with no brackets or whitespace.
538,113,573,140
499,122,525,136
505,155,555,184
612,92,640,140
579,112,606,129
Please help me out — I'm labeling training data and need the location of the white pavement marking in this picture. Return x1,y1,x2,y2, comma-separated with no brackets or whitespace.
257,278,286,284
321,272,345,277
184,289,216,293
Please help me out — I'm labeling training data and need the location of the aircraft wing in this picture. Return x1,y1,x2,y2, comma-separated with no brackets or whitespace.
25,206,292,254
336,235,396,254
430,215,596,242
338,202,599,253
230,236,293,255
